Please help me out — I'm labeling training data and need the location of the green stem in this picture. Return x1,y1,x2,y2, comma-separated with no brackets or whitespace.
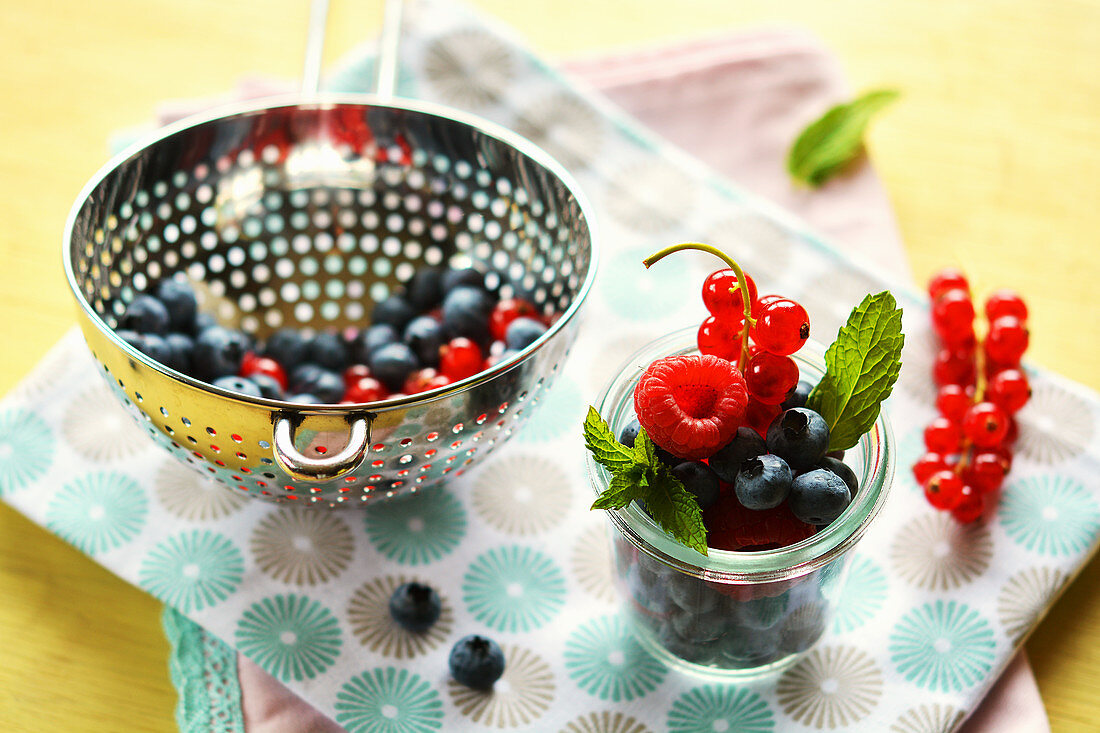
643,242,756,367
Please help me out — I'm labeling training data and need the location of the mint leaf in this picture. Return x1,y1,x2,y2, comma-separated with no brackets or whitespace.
788,89,899,187
807,291,904,451
584,411,709,556
583,406,634,474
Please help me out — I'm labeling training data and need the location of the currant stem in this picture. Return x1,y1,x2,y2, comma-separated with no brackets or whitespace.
643,242,756,367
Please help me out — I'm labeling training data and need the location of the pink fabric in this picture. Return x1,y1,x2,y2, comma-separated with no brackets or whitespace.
164,27,1049,733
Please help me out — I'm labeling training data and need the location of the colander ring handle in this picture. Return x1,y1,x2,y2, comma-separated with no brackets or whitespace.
272,415,371,482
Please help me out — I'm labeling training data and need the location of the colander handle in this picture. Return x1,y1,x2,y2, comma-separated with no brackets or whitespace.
272,416,371,482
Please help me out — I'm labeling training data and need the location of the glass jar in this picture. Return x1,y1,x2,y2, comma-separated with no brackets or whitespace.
587,327,894,679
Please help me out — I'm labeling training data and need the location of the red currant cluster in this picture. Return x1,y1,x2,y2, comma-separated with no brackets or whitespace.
696,268,811,435
913,268,1031,522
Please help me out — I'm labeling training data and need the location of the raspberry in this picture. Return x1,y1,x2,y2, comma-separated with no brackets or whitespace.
634,354,748,460
703,490,816,551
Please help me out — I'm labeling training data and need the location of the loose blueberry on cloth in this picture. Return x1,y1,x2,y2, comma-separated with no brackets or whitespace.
2,1,1091,731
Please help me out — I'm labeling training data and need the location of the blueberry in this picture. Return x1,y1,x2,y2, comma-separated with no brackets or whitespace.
163,333,194,373
403,315,446,367
404,266,445,311
504,316,547,351
721,628,780,667
818,455,859,496
671,461,721,511
442,286,494,344
734,454,793,510
352,323,400,366
766,408,830,471
249,373,285,400
263,328,309,371
193,326,250,381
388,582,442,633
781,379,814,410
618,419,641,448
709,427,768,482
733,594,790,630
671,606,730,643
371,294,417,332
666,572,721,614
192,312,218,336
213,375,263,398
448,635,505,690
285,393,320,404
371,342,419,391
119,294,170,334
135,333,175,367
155,279,198,332
779,601,828,654
442,266,486,293
788,468,851,525
289,363,345,403
307,331,349,371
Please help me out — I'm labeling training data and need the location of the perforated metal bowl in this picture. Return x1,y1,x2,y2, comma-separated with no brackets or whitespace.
64,96,597,507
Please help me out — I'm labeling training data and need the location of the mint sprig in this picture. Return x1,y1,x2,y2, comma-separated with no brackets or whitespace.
807,291,904,451
788,89,900,187
584,407,709,556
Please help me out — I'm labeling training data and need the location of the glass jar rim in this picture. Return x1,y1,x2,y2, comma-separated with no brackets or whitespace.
587,327,895,584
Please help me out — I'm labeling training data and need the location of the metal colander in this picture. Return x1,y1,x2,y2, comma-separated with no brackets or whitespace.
63,93,596,506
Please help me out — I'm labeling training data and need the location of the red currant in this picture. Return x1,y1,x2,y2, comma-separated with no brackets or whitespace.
403,368,451,394
932,347,976,388
931,288,975,342
697,316,743,361
984,289,1028,322
744,352,799,405
986,368,1030,414
343,375,387,403
963,451,1010,494
951,486,985,523
489,298,538,342
923,470,964,510
342,363,372,386
745,397,781,438
935,384,974,422
702,270,757,321
924,416,963,453
928,268,970,300
439,338,484,381
962,401,1010,448
913,452,950,486
984,316,1029,365
751,298,810,356
240,353,288,390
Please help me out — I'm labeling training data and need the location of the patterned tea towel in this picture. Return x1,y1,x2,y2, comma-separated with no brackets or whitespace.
3,1,1098,731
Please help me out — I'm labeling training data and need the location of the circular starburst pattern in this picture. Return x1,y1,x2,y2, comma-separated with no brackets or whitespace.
62,383,152,462
1015,380,1094,464
999,475,1100,556
463,545,566,632
139,530,244,612
11,341,75,399
668,685,775,733
776,645,882,728
890,512,992,591
364,487,467,565
600,244,691,323
45,471,148,555
334,667,443,733
586,330,658,395
447,645,555,727
563,614,667,702
997,566,1068,643
889,704,965,733
346,575,453,659
889,600,995,693
154,459,247,521
251,506,355,585
422,29,516,109
471,454,571,534
833,555,888,634
603,158,700,233
512,91,605,172
515,375,584,444
0,408,54,495
235,594,343,682
560,711,654,733
571,522,616,604
897,328,939,406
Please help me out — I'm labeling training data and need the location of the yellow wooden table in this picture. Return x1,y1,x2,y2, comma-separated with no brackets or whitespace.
2,1,1098,730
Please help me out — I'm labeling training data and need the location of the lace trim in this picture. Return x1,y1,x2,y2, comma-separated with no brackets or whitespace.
163,607,245,733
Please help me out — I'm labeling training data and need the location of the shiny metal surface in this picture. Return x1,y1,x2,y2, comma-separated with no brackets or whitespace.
64,96,597,506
